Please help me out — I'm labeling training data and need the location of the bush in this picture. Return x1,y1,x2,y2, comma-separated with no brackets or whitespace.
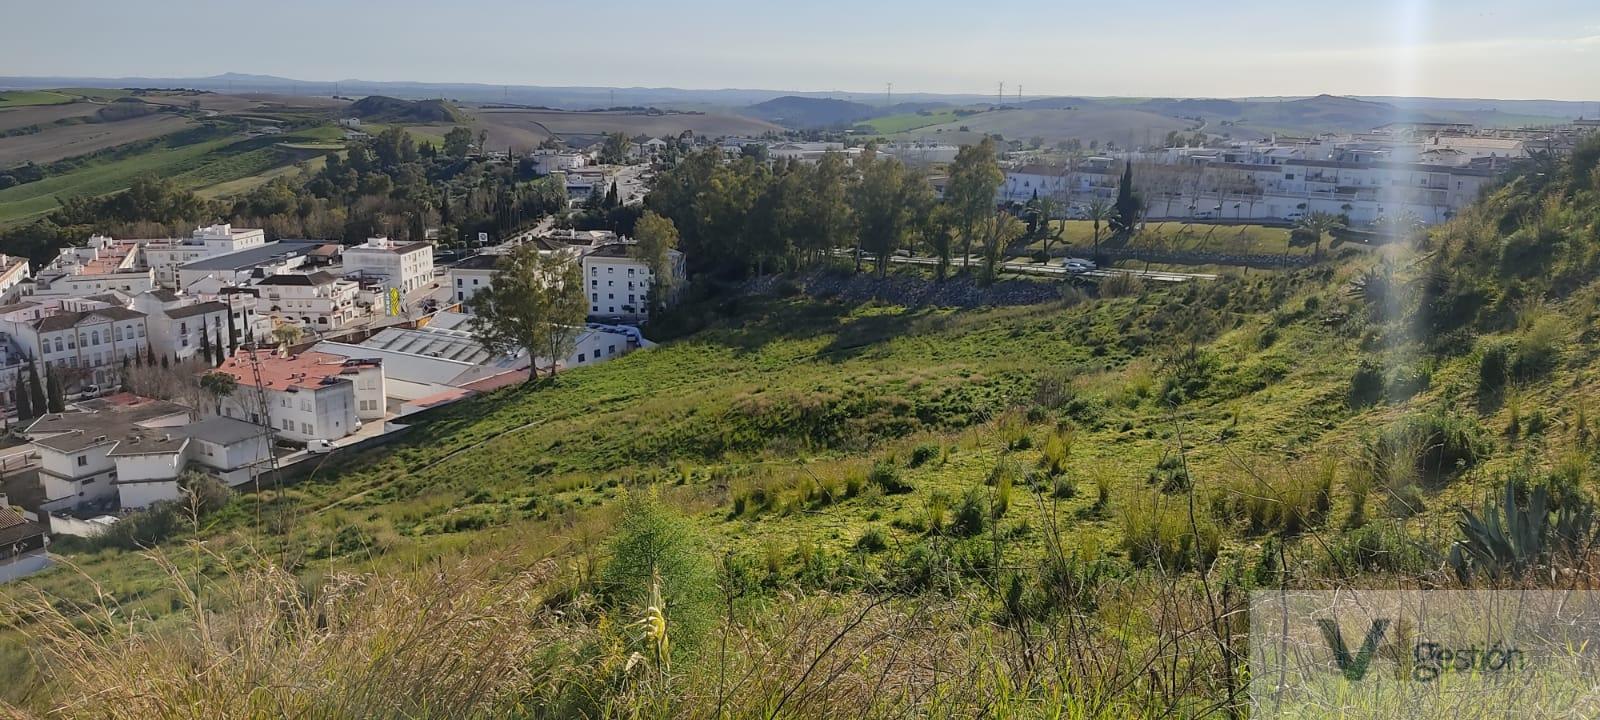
1147,452,1190,493
1098,273,1143,298
1040,430,1072,476
869,460,914,494
1478,339,1511,397
1052,475,1077,499
1030,249,1049,263
1510,315,1563,381
908,442,940,468
995,410,1031,450
1120,496,1220,572
855,526,888,553
1348,359,1385,408
950,489,987,537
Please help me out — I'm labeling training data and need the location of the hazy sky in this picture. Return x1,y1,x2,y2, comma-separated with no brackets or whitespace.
5,0,1599,100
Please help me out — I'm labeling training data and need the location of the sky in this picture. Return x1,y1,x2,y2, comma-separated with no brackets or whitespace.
4,0,1599,101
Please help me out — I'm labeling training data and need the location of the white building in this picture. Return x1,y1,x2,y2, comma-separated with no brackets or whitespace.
210,350,384,443
530,149,589,175
582,243,684,320
0,498,50,584
0,254,33,304
142,224,267,289
341,237,435,295
131,290,234,364
0,305,150,391
253,271,365,331
32,236,155,298
448,253,500,306
23,395,190,512
175,240,327,292
108,415,274,507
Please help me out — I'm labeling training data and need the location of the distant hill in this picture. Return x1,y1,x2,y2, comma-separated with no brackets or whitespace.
746,96,877,129
347,95,464,123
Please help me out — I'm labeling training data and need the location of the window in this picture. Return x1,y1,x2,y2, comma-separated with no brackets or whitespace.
302,422,312,434
608,345,616,355
53,338,62,352
456,278,462,286
628,268,635,276
591,293,598,301
628,294,636,303
179,322,187,334
282,419,293,430
76,455,87,467
591,279,598,288
114,326,123,341
607,267,613,274
578,353,586,362
137,326,145,338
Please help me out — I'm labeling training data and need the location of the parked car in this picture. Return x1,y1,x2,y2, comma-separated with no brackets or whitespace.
306,439,337,454
77,384,103,399
1063,258,1097,273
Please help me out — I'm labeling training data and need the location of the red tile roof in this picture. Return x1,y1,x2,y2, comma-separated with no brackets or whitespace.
213,350,379,392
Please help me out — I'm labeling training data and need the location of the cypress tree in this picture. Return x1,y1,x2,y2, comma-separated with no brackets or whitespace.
27,361,45,413
161,354,169,370
15,378,33,422
146,344,157,367
201,324,214,367
604,181,620,210
45,367,65,413
1112,162,1140,233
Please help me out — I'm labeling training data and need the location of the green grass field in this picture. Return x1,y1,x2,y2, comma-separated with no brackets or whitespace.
0,126,341,224
860,109,963,134
1022,220,1301,258
0,90,76,108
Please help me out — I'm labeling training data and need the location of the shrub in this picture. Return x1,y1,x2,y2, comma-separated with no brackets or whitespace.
601,492,716,654
1120,496,1220,572
869,460,913,494
855,526,888,553
1033,370,1075,410
1358,408,1488,490
1040,430,1072,476
1099,273,1143,298
1347,359,1385,408
1147,452,1190,493
950,489,987,537
1510,315,1563,381
1030,249,1049,263
1212,460,1333,536
1477,338,1511,397
908,442,940,468
995,410,1031,450
1317,522,1431,575
1052,476,1077,499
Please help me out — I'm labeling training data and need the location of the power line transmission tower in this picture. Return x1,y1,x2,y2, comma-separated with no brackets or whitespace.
997,82,1004,108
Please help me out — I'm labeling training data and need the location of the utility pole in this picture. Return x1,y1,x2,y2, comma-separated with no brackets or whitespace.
886,82,893,107
1017,85,1022,104
997,82,1005,108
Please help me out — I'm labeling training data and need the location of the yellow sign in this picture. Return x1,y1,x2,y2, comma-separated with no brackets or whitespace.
388,287,402,316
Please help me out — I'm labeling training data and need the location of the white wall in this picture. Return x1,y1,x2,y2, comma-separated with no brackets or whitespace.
117,480,181,510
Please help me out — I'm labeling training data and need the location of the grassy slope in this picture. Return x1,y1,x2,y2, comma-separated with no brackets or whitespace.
0,127,340,224
0,91,76,108
861,109,962,134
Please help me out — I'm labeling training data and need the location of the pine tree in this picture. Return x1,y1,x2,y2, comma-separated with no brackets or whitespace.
226,311,239,356
146,344,157,367
27,361,45,413
121,356,132,391
604,181,620,210
161,354,169,370
45,366,65,413
201,324,214,367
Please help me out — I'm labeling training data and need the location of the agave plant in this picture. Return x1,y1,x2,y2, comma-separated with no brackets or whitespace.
1448,482,1595,584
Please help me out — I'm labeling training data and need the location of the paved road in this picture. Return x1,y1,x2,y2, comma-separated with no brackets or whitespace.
852,252,1218,282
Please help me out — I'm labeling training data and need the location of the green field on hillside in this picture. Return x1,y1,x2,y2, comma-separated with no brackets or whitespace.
860,109,962,134
0,90,76,108
0,127,341,224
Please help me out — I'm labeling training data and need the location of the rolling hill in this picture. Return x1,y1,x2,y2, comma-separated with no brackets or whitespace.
347,95,465,123
745,95,879,129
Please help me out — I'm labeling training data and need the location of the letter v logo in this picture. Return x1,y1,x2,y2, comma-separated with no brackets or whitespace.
1316,618,1390,680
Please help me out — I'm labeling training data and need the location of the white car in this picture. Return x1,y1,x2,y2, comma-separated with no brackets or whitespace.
1063,258,1097,273
306,439,337,454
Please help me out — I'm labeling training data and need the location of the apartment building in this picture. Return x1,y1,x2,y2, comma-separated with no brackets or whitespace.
31,236,155,297
142,224,267,288
0,254,32,304
582,243,684,320
253,271,364,330
130,290,232,364
342,237,435,295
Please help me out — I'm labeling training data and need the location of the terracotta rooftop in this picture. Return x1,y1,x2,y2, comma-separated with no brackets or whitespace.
214,350,380,392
